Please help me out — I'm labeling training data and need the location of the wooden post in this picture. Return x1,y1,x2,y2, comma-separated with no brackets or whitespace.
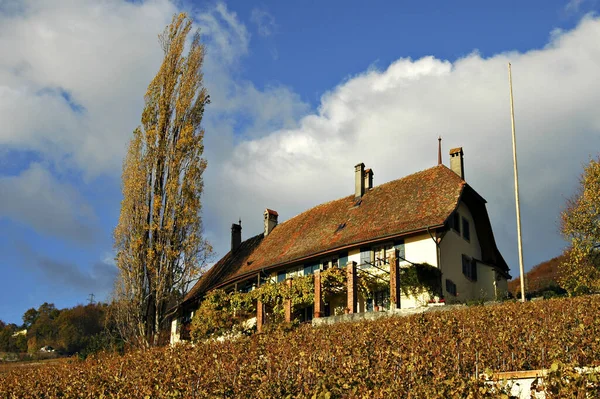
256,273,264,332
389,249,400,310
347,261,357,313
284,278,293,323
508,62,526,303
256,300,264,333
314,271,323,318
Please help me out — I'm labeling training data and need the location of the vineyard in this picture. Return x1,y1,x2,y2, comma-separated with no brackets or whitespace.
1,296,600,398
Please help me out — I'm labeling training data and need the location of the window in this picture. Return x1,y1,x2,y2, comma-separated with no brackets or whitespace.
462,254,477,281
445,279,457,296
374,290,390,309
277,271,286,283
360,247,372,266
320,257,339,270
303,263,319,276
373,246,386,266
450,212,461,234
462,217,470,241
394,240,405,259
338,252,348,268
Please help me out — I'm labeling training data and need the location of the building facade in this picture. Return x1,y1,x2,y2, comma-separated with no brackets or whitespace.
170,147,510,343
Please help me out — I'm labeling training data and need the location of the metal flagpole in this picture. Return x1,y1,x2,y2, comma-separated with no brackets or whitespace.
508,62,526,303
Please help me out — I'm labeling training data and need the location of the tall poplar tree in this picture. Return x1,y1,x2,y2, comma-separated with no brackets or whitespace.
113,13,212,345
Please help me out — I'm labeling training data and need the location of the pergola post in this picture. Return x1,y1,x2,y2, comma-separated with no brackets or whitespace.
256,300,264,333
390,249,400,310
256,273,264,332
347,261,357,313
314,271,323,318
284,278,293,323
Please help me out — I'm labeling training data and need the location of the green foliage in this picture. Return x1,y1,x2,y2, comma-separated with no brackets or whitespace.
191,275,316,340
56,304,106,354
1,303,119,358
0,323,27,353
560,156,600,294
2,296,600,397
190,264,444,340
190,289,252,340
399,263,442,297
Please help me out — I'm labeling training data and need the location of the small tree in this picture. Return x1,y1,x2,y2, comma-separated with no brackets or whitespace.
113,13,212,346
560,156,600,295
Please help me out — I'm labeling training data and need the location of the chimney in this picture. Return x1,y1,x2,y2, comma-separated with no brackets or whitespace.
231,220,242,252
355,163,365,198
449,147,465,180
364,168,374,190
264,209,278,236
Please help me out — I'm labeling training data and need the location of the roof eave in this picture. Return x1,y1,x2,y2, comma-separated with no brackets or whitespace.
210,224,446,291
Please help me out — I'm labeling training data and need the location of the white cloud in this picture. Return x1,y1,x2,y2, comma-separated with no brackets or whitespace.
3,0,600,277
0,0,177,176
250,7,276,37
0,0,307,249
204,16,600,273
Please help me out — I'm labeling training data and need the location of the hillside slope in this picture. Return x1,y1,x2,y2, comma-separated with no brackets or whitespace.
508,254,566,297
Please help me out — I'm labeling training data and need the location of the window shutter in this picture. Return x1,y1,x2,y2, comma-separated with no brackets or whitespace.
462,217,470,241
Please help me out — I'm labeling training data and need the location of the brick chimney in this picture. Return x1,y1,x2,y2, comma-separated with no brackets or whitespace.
449,147,464,180
231,221,241,252
355,163,365,199
364,168,374,190
264,209,278,236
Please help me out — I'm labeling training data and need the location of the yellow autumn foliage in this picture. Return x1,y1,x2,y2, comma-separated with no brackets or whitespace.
112,13,212,346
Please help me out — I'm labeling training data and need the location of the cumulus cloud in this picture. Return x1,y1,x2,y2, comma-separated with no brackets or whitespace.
0,0,306,244
0,163,97,242
205,16,600,273
3,0,600,280
0,0,177,176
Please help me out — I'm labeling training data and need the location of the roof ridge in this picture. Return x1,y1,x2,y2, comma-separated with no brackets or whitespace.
273,165,456,226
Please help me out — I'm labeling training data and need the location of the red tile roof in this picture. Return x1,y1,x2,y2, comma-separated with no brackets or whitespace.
184,165,474,304
184,233,264,303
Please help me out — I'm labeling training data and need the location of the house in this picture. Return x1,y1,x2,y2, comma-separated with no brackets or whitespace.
170,145,510,344
11,329,27,338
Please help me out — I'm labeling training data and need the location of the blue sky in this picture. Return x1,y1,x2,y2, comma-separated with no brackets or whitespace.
1,0,599,325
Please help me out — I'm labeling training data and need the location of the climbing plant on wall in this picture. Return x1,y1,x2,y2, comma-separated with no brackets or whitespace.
190,262,442,340
399,263,442,297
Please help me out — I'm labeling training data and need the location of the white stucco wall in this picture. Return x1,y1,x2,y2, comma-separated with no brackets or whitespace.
404,234,438,267
439,201,505,302
170,319,180,345
440,201,481,301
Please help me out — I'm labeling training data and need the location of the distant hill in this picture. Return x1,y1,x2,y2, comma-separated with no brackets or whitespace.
508,254,567,298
